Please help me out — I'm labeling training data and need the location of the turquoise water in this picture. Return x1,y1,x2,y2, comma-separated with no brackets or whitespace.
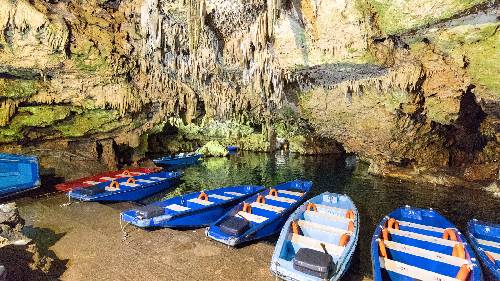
146,151,500,280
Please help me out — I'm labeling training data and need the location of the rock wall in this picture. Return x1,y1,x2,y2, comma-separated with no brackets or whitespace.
0,0,498,184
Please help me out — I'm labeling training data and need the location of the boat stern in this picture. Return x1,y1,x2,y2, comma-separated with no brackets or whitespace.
205,226,240,246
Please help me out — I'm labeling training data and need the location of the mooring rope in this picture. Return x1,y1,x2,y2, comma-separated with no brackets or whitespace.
119,213,131,242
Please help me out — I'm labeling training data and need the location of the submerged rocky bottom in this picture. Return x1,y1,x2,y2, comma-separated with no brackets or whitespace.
8,152,500,280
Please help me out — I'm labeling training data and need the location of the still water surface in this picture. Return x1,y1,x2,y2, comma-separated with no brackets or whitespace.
145,151,500,279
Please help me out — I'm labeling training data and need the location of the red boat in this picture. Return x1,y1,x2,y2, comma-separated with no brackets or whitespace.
55,167,162,192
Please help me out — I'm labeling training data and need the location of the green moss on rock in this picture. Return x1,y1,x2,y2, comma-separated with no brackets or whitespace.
0,79,40,99
369,0,488,34
0,105,73,142
55,109,125,137
197,140,228,157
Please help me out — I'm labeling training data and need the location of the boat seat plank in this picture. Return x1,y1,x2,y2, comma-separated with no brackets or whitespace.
388,228,458,247
265,195,297,204
398,220,448,233
379,257,460,281
83,181,101,185
315,204,349,214
165,204,190,212
305,210,353,222
277,190,304,197
210,194,233,201
121,182,140,188
289,233,344,256
237,211,268,223
382,240,469,267
225,191,244,196
297,220,351,235
250,202,284,213
150,177,166,180
100,177,116,181
477,238,500,250
136,179,155,183
488,251,499,261
187,198,214,206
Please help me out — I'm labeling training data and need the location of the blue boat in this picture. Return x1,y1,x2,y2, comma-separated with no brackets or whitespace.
0,153,41,198
371,206,482,281
68,171,182,202
205,180,312,247
270,192,359,280
467,219,500,280
226,146,238,152
152,153,202,167
120,185,265,228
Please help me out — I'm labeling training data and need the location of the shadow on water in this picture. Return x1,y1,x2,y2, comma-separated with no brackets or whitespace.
0,227,68,280
139,151,500,279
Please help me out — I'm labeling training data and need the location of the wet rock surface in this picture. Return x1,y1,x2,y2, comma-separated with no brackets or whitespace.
0,0,498,185
0,203,66,280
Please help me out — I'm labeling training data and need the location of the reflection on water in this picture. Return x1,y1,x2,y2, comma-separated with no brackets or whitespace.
144,151,500,280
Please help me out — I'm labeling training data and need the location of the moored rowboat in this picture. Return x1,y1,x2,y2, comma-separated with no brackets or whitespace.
68,171,181,202
153,153,202,167
0,153,40,198
120,185,265,228
270,192,359,281
206,180,312,247
371,206,482,281
55,167,161,192
467,219,500,280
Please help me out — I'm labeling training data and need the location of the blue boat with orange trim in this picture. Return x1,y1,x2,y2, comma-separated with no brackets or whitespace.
270,192,359,280
371,206,482,281
0,153,41,198
68,171,181,202
467,219,500,280
205,180,312,247
120,185,265,229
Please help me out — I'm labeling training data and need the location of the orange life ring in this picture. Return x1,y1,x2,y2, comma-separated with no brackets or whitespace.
123,170,131,176
382,228,390,241
198,192,209,201
126,177,136,184
269,188,278,197
378,239,388,258
348,220,354,232
452,244,466,259
339,233,350,246
387,218,400,230
443,229,458,241
256,195,266,204
109,181,120,189
485,251,496,263
291,221,300,235
306,203,317,212
456,264,471,281
242,203,252,214
346,209,355,220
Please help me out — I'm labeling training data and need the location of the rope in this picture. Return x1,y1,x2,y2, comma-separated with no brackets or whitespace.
120,213,131,242
60,191,72,207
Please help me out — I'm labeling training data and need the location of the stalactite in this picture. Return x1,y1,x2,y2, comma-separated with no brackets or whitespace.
187,0,206,52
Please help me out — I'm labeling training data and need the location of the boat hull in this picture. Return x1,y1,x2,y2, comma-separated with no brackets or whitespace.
69,171,181,202
270,192,359,281
206,180,313,247
55,167,161,192
121,185,265,228
0,153,40,198
467,219,500,280
371,207,482,281
153,154,202,166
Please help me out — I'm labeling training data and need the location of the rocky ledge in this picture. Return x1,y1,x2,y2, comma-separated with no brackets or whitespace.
0,0,498,186
0,203,65,280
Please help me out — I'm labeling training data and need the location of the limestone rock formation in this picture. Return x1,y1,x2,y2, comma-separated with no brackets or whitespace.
0,0,498,185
